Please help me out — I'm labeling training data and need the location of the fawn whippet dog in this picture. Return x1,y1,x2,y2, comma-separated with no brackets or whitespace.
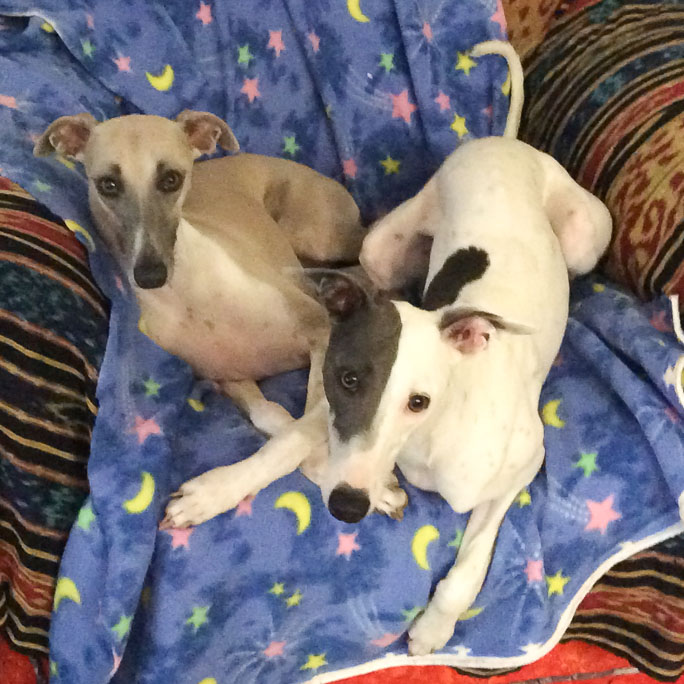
35,109,365,437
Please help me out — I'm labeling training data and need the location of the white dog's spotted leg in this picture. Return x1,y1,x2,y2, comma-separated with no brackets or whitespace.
161,403,327,528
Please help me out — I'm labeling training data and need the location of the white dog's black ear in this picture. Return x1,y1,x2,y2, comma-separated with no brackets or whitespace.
33,113,98,160
176,110,240,157
306,269,370,321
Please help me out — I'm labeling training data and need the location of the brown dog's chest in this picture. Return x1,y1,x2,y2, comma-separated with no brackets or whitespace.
136,220,311,381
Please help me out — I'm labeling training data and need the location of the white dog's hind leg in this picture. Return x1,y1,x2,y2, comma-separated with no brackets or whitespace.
222,379,295,437
360,176,438,292
408,450,544,656
538,153,613,277
162,403,327,528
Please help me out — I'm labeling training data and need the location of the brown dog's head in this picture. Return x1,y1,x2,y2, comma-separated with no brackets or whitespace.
34,111,239,289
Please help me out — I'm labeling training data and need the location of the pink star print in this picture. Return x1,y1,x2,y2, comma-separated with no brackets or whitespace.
422,22,433,42
650,311,672,332
308,32,320,53
268,30,285,57
241,77,260,103
196,2,213,25
132,416,162,444
86,13,95,29
390,90,417,124
113,56,131,72
336,531,360,559
263,641,286,657
114,275,124,292
482,105,493,119
585,495,621,534
109,650,122,677
490,0,507,34
371,632,401,647
434,91,450,111
524,559,543,583
665,406,680,423
235,494,254,517
166,526,193,549
0,95,17,109
342,158,358,178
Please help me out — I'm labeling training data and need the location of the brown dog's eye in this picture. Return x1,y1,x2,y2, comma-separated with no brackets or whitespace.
408,393,430,412
158,170,183,193
96,176,121,197
340,370,359,392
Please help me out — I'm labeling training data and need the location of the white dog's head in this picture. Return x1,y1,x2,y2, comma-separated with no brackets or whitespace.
311,271,524,523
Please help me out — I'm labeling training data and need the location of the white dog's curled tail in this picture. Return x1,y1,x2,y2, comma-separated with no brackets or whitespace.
471,40,524,139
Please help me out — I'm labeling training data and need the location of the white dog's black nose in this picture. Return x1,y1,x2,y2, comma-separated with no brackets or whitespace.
328,484,370,523
134,260,168,289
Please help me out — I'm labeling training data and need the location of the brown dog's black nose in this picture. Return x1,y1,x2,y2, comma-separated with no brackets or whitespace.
328,484,370,523
133,259,167,289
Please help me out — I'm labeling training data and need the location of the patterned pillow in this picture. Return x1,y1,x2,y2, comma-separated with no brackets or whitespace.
501,0,563,59
509,0,684,303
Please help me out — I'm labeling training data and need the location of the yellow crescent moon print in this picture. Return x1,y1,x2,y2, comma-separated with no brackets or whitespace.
198,679,217,684
146,64,175,91
347,0,370,22
459,606,483,620
412,524,440,570
542,399,565,428
123,471,155,514
187,398,205,412
54,577,81,610
274,491,311,534
502,69,511,96
64,219,96,252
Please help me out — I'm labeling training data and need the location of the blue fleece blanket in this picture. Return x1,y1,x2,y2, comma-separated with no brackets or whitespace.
1,2,683,683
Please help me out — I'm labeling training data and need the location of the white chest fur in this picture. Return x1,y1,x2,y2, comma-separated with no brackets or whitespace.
397,335,545,513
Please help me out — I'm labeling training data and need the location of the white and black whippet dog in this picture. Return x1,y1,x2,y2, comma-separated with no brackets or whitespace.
313,42,612,653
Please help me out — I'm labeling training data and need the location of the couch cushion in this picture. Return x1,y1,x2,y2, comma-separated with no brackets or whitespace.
517,0,684,302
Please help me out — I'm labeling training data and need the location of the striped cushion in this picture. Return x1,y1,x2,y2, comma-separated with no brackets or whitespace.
0,177,108,656
518,0,684,302
563,535,684,681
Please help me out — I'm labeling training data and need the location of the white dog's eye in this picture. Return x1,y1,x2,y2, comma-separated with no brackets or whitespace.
340,370,359,392
407,393,430,412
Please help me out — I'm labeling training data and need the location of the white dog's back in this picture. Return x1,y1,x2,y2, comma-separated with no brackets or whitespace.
427,137,571,368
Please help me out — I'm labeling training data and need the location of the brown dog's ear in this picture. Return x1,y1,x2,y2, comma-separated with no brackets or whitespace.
175,110,240,158
33,113,98,160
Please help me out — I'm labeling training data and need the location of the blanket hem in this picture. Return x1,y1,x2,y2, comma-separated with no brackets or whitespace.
306,520,684,683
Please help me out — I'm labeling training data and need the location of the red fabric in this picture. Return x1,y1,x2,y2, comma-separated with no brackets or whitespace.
1,626,672,683
338,641,663,683
0,634,37,684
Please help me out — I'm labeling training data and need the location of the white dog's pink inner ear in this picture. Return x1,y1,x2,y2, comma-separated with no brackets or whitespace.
442,316,494,353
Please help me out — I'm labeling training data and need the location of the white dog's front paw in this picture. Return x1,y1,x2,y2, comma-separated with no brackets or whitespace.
407,605,456,656
374,476,408,520
161,462,256,528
